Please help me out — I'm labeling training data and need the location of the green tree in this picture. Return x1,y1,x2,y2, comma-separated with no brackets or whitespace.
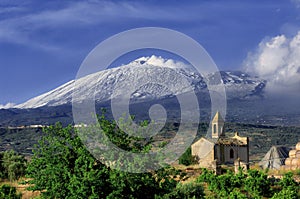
178,147,197,166
0,152,4,179
26,116,183,198
26,123,111,198
243,169,271,198
1,150,27,181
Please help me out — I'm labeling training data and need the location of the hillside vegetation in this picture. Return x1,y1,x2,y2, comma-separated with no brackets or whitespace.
0,116,299,198
1,122,300,162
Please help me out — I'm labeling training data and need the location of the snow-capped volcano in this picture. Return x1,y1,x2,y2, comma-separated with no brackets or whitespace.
15,55,266,109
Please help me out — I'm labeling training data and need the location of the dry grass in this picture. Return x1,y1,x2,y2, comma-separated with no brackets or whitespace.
172,163,203,183
246,163,300,183
0,178,40,199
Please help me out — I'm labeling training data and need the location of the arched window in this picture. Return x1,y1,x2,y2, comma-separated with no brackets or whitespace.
230,148,234,159
213,124,217,134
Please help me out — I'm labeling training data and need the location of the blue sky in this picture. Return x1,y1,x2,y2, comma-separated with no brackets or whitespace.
1,0,300,106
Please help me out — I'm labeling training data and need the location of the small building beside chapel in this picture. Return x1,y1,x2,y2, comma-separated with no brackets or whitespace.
191,112,249,170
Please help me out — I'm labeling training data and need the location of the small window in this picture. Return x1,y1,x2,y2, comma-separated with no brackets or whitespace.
213,124,217,134
230,148,234,159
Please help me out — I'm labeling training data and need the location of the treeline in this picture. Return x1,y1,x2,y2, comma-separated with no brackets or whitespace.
1,121,300,160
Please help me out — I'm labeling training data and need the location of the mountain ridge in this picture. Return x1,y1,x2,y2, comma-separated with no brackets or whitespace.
15,55,266,109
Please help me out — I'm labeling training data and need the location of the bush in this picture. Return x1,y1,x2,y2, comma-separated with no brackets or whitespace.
0,184,21,199
198,168,277,198
271,187,298,199
244,169,272,198
279,172,299,190
159,182,205,199
271,172,300,199
0,150,27,181
178,147,197,166
229,188,247,199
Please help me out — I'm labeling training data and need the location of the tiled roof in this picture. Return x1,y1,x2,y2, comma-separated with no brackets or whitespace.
216,132,248,146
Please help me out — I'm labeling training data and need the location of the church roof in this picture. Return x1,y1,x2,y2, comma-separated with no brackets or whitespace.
232,132,248,145
216,135,248,146
201,132,248,146
212,111,224,123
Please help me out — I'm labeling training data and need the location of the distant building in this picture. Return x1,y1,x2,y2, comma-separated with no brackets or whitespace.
259,146,290,170
191,112,249,171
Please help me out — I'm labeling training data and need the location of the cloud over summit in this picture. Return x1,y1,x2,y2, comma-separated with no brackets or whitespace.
244,31,300,95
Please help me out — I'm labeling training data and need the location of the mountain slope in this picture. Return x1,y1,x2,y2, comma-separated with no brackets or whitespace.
15,55,266,109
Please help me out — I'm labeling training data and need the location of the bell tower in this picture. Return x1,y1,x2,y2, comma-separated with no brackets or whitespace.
211,111,225,139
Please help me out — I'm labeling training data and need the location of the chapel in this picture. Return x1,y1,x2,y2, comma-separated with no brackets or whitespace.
191,112,249,170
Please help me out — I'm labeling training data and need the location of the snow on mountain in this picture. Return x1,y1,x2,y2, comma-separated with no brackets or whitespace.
216,71,266,99
0,102,16,109
15,55,266,109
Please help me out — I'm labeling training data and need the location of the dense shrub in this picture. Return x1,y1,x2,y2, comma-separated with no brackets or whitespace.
158,182,205,199
197,168,299,198
0,184,21,199
178,147,197,166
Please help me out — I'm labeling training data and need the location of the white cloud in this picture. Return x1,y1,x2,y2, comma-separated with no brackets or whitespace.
0,1,197,50
0,102,15,109
244,31,300,95
133,55,189,69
